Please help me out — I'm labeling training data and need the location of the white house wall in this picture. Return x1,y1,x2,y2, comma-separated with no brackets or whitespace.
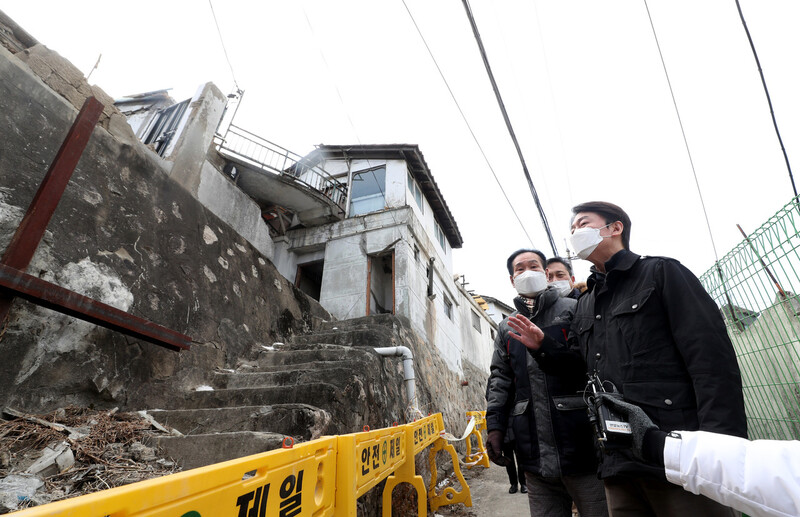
321,156,453,272
485,301,513,325
276,158,493,375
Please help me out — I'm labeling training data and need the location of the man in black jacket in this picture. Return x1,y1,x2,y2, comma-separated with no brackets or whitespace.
507,201,746,517
485,248,607,517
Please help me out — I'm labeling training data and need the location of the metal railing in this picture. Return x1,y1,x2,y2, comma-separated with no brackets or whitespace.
699,198,800,440
216,125,348,210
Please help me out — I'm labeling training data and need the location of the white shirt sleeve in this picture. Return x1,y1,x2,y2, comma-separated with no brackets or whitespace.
664,430,800,517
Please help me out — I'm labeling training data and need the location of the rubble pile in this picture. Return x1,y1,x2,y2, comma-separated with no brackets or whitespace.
0,406,181,513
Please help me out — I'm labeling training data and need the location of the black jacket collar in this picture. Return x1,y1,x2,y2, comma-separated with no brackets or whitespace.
587,249,641,294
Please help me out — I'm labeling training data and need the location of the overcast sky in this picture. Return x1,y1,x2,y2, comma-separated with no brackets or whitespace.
4,1,799,303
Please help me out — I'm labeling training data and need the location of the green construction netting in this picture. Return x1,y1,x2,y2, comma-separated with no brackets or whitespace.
699,198,800,440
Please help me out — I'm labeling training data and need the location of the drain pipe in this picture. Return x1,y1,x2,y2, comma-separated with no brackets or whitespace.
374,346,417,411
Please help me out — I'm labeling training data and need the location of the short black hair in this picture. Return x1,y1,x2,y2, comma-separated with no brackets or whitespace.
546,257,573,276
506,249,547,275
572,201,632,250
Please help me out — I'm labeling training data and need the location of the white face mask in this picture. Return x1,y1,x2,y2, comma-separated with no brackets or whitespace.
569,223,612,260
513,270,548,297
550,280,572,297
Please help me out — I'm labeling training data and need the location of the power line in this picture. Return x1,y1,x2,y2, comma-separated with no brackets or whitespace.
208,0,241,92
399,0,537,247
734,0,797,198
460,0,558,257
300,3,364,148
642,0,720,262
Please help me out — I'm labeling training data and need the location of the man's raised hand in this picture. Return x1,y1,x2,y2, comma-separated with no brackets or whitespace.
507,314,544,350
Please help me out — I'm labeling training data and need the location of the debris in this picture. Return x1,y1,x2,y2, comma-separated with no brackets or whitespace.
0,474,43,512
129,442,156,462
2,407,86,440
0,406,182,511
137,411,182,437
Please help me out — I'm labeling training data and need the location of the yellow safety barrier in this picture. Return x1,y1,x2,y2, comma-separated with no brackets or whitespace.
464,410,489,469
11,413,473,517
427,437,471,512
11,436,338,516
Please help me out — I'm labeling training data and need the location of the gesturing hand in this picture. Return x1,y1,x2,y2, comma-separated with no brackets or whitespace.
507,314,544,350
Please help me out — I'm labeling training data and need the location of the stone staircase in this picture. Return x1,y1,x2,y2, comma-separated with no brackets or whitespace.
145,317,406,469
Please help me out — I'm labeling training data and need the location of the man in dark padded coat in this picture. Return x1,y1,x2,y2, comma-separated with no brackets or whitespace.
508,201,747,517
485,248,607,517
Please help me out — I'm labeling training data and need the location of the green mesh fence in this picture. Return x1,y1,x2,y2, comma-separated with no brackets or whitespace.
699,198,800,440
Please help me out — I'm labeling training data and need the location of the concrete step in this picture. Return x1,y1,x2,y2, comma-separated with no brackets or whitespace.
231,359,364,374
146,404,332,439
176,383,347,411
211,365,368,389
149,431,285,469
288,327,392,348
253,344,378,369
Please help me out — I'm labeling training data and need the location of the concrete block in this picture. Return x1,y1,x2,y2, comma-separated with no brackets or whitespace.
147,404,332,439
25,441,74,477
43,72,83,109
18,48,52,80
108,112,139,147
90,84,117,118
150,431,285,469
44,48,84,88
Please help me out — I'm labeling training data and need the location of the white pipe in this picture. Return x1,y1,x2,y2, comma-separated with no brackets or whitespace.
374,346,417,410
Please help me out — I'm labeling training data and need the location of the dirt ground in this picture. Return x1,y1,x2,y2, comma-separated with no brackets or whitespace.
434,463,531,517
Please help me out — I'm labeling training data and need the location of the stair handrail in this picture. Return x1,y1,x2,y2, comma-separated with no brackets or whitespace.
216,124,348,210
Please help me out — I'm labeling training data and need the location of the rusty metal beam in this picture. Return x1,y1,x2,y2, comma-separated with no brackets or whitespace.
1,97,104,270
0,97,104,325
0,263,191,352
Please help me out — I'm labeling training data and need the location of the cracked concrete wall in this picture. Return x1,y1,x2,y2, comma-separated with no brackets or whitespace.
274,206,495,376
0,43,330,412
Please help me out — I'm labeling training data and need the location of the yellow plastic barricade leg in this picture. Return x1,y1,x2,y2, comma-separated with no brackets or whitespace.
426,438,472,512
337,424,406,516
464,411,489,469
10,436,338,517
381,414,440,517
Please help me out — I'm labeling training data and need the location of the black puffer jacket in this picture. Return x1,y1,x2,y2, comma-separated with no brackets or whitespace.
486,288,597,477
535,250,747,480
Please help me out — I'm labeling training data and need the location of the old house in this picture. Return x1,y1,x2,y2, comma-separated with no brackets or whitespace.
119,85,498,376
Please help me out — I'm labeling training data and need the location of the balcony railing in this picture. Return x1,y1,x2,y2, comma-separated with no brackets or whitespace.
216,125,347,210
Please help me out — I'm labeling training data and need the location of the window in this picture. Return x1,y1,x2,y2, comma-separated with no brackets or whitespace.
471,310,481,333
490,329,496,340
349,166,386,216
407,170,424,213
434,221,447,252
444,296,453,320
413,245,420,263
141,99,190,156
